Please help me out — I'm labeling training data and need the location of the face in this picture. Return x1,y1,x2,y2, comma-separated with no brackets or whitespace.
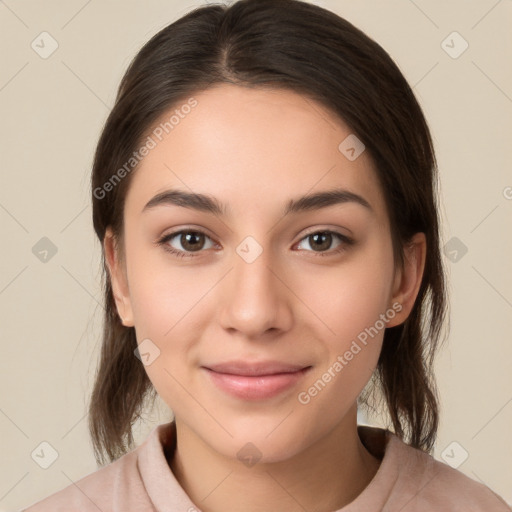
105,84,425,463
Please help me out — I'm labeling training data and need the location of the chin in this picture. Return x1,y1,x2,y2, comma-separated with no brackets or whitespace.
205,413,316,465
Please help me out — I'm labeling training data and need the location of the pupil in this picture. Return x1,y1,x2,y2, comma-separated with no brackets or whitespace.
182,232,203,251
311,232,331,251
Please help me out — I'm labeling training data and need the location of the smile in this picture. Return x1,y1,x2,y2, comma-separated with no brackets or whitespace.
202,361,312,401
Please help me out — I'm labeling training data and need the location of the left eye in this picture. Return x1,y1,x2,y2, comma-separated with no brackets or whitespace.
296,231,352,254
157,229,353,258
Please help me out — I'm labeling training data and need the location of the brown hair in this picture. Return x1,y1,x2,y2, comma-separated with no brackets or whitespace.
88,0,448,466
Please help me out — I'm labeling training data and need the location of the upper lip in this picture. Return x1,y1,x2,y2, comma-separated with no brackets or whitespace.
203,360,311,376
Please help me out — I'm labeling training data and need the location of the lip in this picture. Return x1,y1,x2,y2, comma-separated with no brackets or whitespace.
202,360,312,401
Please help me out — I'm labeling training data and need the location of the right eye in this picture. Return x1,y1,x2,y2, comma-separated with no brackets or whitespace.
156,229,216,258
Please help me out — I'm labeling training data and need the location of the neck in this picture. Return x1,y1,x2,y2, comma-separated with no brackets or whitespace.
169,408,381,512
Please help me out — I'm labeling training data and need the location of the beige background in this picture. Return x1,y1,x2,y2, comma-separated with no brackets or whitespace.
1,0,511,509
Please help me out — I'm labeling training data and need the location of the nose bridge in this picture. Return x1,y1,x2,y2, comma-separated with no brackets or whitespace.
234,237,273,291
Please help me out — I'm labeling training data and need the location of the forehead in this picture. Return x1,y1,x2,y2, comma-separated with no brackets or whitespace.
125,84,387,222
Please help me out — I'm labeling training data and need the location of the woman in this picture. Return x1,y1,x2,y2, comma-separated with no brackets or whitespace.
22,0,511,510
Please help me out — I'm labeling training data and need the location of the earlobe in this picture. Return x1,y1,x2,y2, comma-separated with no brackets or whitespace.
386,232,426,328
103,227,135,327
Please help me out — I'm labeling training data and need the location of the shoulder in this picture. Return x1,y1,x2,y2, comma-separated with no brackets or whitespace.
20,435,158,512
387,431,511,511
20,421,191,512
20,448,142,512
356,425,511,511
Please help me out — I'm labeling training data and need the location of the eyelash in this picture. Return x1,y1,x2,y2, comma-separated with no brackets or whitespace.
156,228,354,259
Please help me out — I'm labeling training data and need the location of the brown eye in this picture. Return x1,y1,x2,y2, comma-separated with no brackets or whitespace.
157,229,215,257
308,232,334,252
179,231,206,252
297,231,352,254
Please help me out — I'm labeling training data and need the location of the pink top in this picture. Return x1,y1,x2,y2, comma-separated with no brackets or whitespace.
22,422,511,511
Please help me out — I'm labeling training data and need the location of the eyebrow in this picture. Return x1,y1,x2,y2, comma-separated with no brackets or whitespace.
142,188,373,217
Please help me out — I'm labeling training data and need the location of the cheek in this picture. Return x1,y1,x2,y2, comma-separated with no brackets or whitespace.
294,238,394,391
295,237,395,346
126,242,206,337
124,244,214,397
126,259,199,410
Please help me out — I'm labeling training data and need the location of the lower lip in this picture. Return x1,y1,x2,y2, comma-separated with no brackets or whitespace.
203,367,311,401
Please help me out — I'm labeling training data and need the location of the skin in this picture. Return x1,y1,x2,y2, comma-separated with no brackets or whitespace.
104,84,426,512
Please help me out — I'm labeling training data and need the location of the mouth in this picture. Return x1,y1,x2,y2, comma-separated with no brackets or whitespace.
201,360,312,401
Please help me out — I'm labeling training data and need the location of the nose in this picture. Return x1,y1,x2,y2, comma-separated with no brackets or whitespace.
218,242,293,339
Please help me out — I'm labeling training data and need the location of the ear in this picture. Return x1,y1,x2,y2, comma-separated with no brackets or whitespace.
386,232,426,328
103,227,134,327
